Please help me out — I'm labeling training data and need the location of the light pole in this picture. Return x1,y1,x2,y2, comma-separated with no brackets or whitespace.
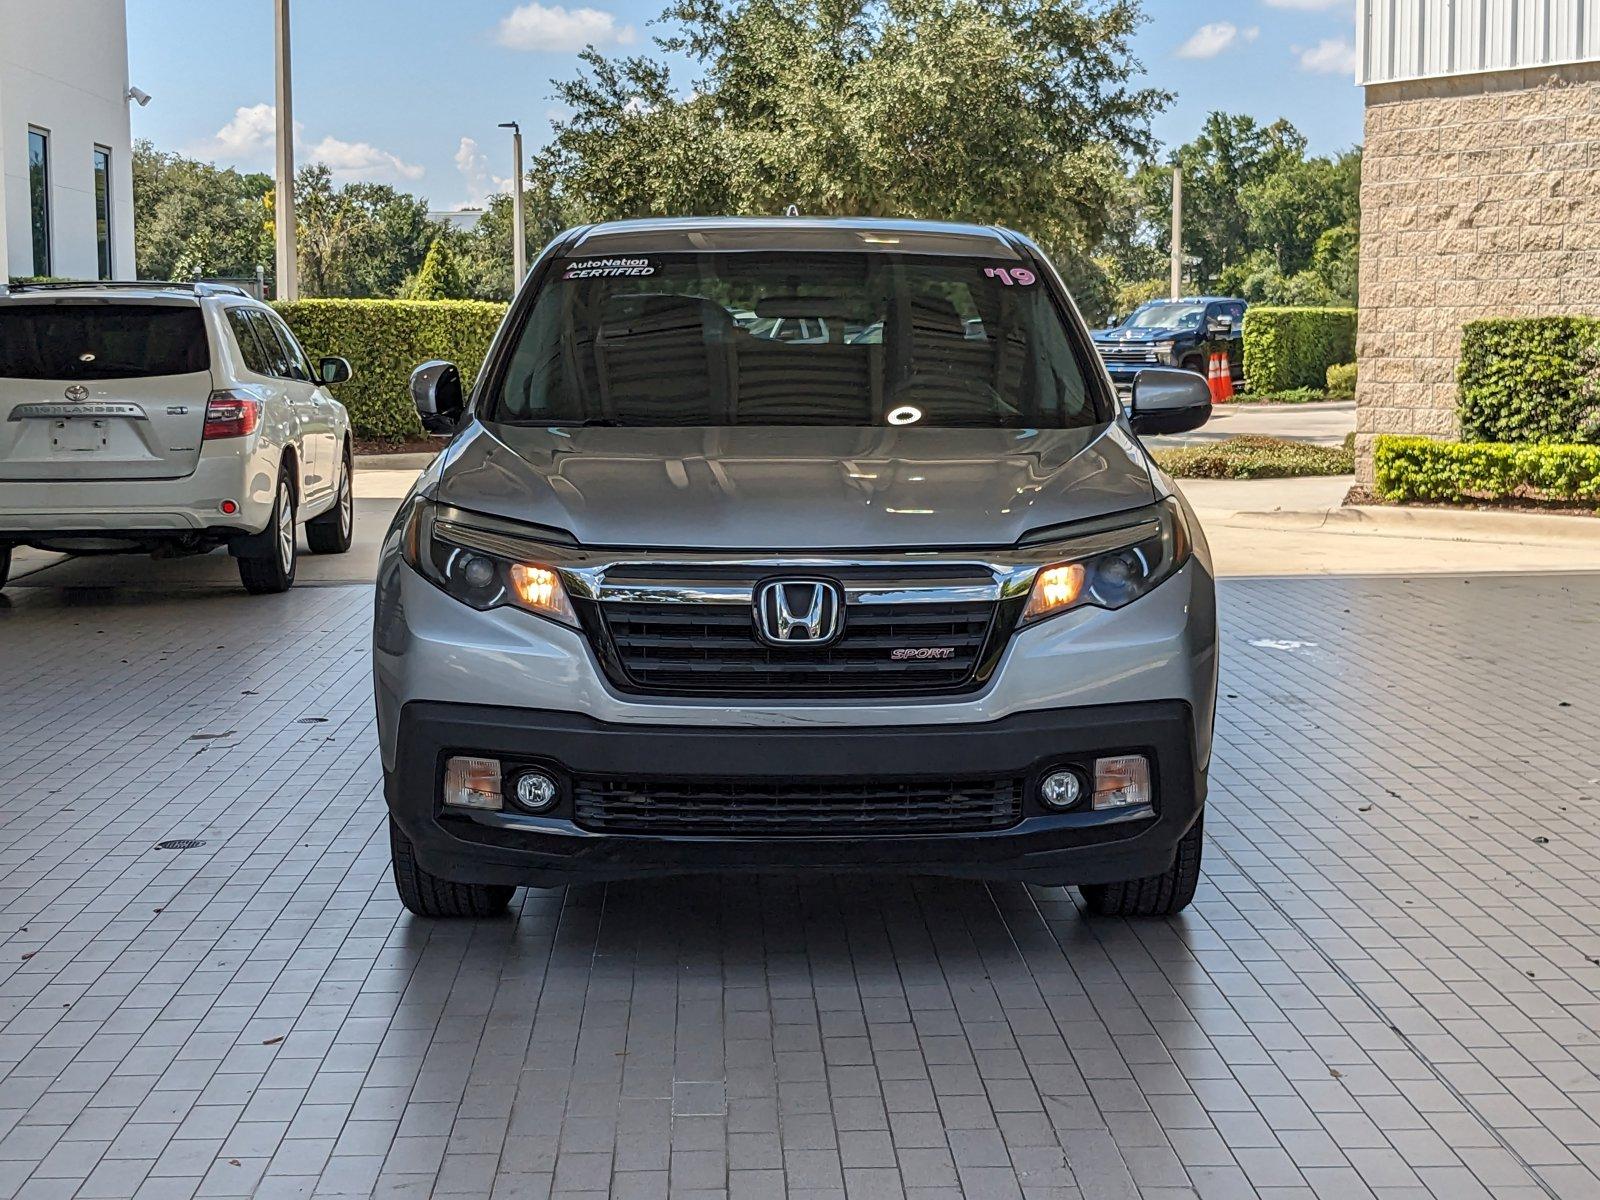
499,122,526,287
274,0,299,301
1169,167,1182,302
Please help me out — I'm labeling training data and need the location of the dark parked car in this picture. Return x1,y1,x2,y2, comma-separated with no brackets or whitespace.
1093,297,1246,394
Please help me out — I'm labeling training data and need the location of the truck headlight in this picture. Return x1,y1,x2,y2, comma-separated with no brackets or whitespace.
1021,497,1192,624
401,500,578,626
1151,340,1177,362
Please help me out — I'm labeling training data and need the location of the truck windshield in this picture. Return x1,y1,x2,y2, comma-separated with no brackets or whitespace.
490,252,1105,429
1123,304,1205,331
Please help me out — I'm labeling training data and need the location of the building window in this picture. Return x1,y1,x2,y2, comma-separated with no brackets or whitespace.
28,128,51,278
94,147,113,280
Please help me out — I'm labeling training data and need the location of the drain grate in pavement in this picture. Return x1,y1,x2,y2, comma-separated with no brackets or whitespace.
154,838,206,850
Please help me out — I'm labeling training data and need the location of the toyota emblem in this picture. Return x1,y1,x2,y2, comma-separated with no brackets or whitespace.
64,385,90,402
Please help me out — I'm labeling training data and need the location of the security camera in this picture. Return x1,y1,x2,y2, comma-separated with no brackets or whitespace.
127,87,152,107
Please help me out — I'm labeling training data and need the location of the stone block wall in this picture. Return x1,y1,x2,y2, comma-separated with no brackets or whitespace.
1357,61,1600,483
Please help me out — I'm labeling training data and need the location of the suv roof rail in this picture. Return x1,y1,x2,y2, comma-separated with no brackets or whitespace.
0,279,253,299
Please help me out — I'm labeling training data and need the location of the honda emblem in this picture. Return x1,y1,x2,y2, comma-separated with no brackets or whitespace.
754,580,844,646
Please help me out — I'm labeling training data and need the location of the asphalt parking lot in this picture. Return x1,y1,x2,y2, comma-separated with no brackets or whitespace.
3,520,1600,1198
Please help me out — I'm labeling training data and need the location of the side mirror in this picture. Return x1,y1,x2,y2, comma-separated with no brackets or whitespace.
1204,315,1233,338
410,359,464,434
1128,367,1212,436
318,356,353,386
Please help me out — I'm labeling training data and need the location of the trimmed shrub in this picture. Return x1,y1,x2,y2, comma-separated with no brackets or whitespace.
1373,435,1600,506
1153,435,1353,480
274,299,507,441
1457,317,1600,444
1242,306,1357,393
1231,387,1329,405
1325,361,1356,397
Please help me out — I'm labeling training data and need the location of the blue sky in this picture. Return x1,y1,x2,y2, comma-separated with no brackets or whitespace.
126,0,1363,212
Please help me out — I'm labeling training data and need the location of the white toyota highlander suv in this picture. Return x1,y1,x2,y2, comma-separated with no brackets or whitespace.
0,281,355,593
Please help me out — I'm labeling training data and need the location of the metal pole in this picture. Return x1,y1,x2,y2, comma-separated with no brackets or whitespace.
1169,167,1182,302
274,0,299,302
501,122,526,287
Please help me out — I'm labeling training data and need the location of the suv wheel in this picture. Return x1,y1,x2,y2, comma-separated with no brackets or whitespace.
306,447,354,555
390,818,515,917
238,467,298,594
1080,814,1203,917
0,545,11,589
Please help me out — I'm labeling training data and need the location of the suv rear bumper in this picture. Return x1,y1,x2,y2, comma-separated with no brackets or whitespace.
385,699,1204,888
0,445,274,541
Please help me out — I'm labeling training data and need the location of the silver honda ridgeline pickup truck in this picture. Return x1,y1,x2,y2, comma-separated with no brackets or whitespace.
373,217,1218,919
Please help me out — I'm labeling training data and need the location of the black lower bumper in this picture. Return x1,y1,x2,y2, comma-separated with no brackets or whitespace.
385,700,1204,888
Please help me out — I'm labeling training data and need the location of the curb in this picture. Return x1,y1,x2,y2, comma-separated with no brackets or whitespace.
355,452,437,472
1220,503,1600,546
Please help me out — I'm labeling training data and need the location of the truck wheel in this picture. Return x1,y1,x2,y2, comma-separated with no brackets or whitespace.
306,447,354,555
1181,356,1205,376
390,818,515,917
1079,814,1202,917
237,468,298,594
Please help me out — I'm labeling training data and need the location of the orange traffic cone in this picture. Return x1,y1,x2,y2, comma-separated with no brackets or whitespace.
1213,351,1234,403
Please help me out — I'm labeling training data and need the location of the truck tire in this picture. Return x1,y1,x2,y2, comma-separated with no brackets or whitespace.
390,818,515,917
306,446,354,555
237,467,298,594
1079,814,1203,917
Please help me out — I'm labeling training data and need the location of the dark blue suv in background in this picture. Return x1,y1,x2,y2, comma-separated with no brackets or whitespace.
1093,296,1246,395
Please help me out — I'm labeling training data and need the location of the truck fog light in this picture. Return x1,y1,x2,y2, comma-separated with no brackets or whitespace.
1093,755,1151,810
513,770,559,812
1039,770,1083,810
443,756,502,811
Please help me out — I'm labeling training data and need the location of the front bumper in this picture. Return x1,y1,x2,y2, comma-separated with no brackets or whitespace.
386,699,1204,888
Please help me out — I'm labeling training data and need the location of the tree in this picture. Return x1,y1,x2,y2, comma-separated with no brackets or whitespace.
295,164,437,298
453,168,589,301
403,237,469,300
1100,114,1361,308
132,140,273,280
538,0,1168,261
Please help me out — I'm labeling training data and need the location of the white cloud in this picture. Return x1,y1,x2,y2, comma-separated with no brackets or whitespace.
1176,22,1257,60
453,136,512,207
194,104,423,184
1296,38,1359,75
495,2,635,52
308,135,424,182
209,103,281,158
1264,0,1345,9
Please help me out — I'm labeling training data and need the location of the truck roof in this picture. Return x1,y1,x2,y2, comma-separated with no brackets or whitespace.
566,216,1026,260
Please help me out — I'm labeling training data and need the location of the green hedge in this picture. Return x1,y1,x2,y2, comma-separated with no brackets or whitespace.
1373,435,1600,505
1457,317,1600,444
274,299,508,441
1242,306,1357,393
1153,435,1353,480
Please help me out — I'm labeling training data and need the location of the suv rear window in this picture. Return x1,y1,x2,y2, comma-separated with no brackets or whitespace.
491,252,1104,429
0,303,210,380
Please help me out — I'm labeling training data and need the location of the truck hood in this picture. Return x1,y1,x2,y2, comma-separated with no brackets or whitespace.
1093,327,1178,344
434,422,1157,550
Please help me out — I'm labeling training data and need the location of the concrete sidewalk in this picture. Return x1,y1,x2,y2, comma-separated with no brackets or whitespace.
1180,474,1600,575
1146,398,1353,449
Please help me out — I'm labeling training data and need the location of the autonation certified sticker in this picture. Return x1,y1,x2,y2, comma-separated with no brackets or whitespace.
563,257,656,279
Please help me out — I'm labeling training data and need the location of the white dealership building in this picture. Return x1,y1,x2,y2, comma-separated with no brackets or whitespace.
0,0,136,282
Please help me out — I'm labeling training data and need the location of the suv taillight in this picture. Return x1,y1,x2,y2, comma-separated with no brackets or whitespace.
203,390,263,440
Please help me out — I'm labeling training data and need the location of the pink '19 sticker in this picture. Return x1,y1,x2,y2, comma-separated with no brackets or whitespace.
983,266,1036,286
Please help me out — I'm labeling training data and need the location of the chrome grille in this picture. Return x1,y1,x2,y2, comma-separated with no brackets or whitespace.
594,598,997,696
1097,345,1159,365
